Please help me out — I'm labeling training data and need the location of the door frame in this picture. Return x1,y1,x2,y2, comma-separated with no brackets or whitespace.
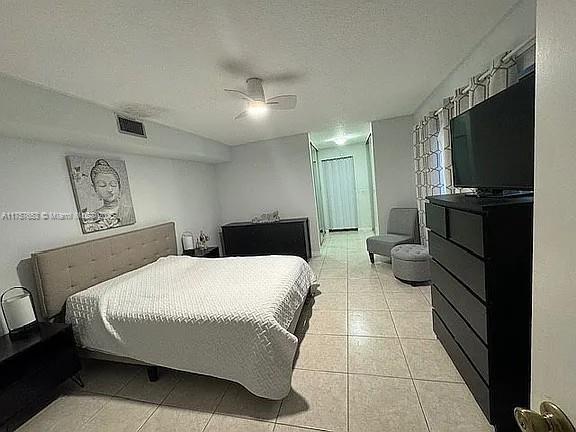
309,142,326,245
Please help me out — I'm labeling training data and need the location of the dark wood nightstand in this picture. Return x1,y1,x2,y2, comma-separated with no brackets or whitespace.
183,246,220,258
0,323,81,431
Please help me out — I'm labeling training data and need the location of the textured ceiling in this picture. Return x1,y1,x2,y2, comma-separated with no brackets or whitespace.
310,122,372,149
0,0,518,145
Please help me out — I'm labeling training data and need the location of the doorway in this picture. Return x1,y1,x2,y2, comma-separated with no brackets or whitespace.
321,156,358,231
308,123,377,240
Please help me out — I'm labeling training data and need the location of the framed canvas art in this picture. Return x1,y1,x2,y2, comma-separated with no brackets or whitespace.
66,156,136,234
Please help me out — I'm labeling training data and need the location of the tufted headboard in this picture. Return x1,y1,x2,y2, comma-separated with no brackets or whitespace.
32,222,177,318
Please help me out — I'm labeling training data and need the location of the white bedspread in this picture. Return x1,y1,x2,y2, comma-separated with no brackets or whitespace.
66,254,315,399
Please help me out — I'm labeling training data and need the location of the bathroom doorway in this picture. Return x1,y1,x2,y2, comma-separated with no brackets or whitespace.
309,122,377,239
322,156,358,231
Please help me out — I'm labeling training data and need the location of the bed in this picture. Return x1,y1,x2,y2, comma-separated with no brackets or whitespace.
31,222,315,399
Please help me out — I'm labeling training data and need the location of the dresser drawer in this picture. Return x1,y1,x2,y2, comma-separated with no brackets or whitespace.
448,208,485,257
431,261,487,342
433,312,491,421
429,232,486,301
432,287,489,383
425,203,447,237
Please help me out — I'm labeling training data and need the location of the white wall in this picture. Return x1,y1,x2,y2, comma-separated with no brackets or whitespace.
216,134,320,255
0,136,221,334
0,73,231,163
415,0,536,120
371,115,416,234
531,0,576,417
318,142,373,229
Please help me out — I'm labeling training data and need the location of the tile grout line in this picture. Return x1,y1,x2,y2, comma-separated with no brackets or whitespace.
376,269,393,312
75,395,109,428
201,409,279,428
345,271,350,432
410,373,433,432
275,420,334,432
135,372,183,432
285,366,464,384
391,313,432,432
348,334,436,340
274,399,283,430
200,382,232,432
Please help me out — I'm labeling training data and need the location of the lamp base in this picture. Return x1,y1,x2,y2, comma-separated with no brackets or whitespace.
9,321,40,340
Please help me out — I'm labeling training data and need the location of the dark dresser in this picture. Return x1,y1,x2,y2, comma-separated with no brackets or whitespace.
221,218,311,261
426,194,533,432
183,246,220,258
0,323,81,431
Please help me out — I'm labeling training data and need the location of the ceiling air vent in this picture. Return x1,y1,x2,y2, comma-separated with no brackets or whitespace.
116,115,146,138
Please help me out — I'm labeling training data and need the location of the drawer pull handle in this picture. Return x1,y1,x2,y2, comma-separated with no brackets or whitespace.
515,401,575,432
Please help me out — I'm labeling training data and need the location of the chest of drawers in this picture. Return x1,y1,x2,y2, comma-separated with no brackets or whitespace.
426,193,533,432
221,218,311,261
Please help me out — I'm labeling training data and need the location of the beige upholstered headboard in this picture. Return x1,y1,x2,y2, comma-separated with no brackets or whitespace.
32,222,177,318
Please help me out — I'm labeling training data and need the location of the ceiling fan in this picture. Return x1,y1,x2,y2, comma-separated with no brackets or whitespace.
225,78,297,120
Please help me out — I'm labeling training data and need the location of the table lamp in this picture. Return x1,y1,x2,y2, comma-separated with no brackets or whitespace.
1,286,39,339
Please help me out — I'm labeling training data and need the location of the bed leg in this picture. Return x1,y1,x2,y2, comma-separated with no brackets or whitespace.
71,374,85,388
147,366,159,382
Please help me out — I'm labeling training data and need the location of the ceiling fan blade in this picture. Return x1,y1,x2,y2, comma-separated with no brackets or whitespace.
234,110,248,120
267,95,297,110
224,89,254,101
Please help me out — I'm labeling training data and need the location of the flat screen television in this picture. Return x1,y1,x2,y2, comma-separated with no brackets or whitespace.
450,72,535,193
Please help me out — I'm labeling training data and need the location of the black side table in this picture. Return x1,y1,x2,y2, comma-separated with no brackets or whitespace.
0,323,81,431
183,246,220,258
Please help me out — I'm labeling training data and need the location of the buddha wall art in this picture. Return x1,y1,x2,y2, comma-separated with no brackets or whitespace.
66,155,136,234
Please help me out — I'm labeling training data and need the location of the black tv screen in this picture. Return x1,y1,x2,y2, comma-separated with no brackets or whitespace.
450,73,535,190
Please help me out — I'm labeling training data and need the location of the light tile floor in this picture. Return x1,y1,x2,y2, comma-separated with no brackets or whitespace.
17,230,492,432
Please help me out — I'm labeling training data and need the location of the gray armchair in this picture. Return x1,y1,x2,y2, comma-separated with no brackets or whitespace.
366,208,420,263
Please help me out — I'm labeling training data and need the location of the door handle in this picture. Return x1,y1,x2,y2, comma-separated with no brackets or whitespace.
515,401,575,432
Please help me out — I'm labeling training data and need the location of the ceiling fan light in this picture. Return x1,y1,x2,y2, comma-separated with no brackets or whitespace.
247,101,269,118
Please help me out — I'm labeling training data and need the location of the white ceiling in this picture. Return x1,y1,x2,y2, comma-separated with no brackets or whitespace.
0,0,518,146
310,122,372,149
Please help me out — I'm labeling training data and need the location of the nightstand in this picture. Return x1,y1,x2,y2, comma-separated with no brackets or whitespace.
0,323,81,431
183,246,220,258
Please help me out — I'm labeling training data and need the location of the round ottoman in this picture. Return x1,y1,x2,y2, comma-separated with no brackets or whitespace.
391,244,431,285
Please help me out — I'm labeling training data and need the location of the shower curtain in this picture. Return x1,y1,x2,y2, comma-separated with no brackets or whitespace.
322,156,358,230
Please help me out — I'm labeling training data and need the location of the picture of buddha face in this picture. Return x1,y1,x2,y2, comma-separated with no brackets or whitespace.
93,172,119,205
66,156,136,234
90,159,121,213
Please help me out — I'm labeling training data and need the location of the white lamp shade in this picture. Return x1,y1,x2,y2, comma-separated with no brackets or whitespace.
3,293,36,331
182,232,195,250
